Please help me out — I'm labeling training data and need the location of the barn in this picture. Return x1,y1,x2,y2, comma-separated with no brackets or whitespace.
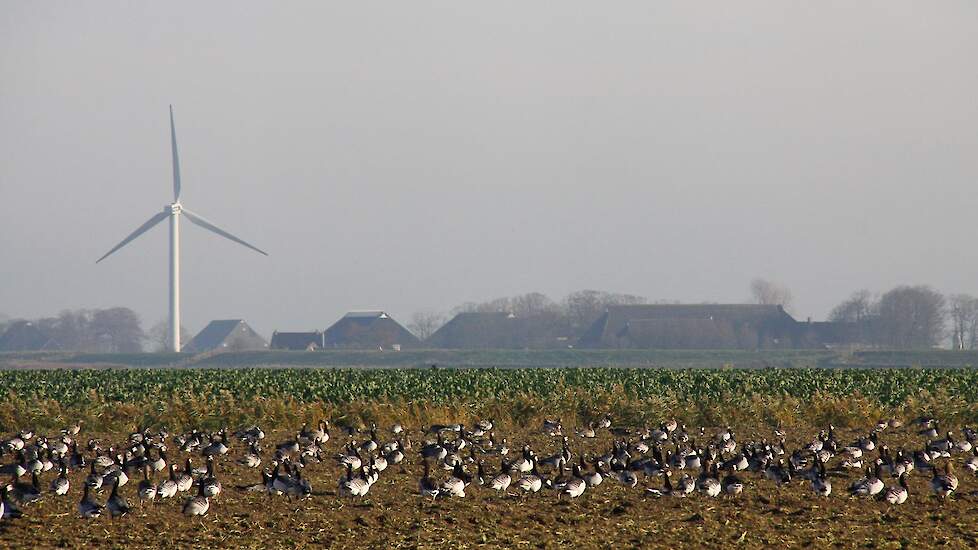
182,319,268,353
269,331,325,351
0,321,60,352
322,311,420,350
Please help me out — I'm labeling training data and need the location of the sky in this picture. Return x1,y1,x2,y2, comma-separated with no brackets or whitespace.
1,1,977,338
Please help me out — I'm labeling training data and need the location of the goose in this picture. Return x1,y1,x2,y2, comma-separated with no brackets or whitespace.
386,440,405,465
597,415,612,430
722,467,744,495
577,423,597,439
881,472,909,505
85,461,103,490
202,431,229,457
103,455,129,488
539,437,571,470
697,461,721,497
674,472,696,496
158,464,179,499
441,461,470,498
919,422,940,439
811,460,831,497
150,448,167,472
542,419,563,437
930,462,957,499
1,486,21,519
68,441,86,470
50,462,70,496
516,461,544,495
646,470,680,498
182,480,210,516
418,461,439,502
582,456,603,488
391,423,403,435
13,471,42,504
78,483,102,518
138,466,158,501
201,456,222,498
107,476,130,518
475,419,494,433
848,463,884,497
239,442,262,468
557,464,587,499
338,444,363,470
272,462,312,499
965,448,978,474
176,459,194,492
489,461,513,494
94,451,115,470
359,427,380,453
764,459,792,487
236,425,265,443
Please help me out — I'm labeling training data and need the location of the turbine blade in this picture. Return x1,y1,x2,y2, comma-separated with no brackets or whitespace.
96,211,169,263
170,105,181,202
181,207,268,256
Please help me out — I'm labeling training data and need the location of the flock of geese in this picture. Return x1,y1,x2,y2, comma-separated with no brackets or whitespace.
1,415,977,524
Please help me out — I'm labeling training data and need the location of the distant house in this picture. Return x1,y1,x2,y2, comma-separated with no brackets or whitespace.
578,304,802,350
182,319,267,353
269,331,325,351
0,321,60,352
427,311,572,349
322,311,420,350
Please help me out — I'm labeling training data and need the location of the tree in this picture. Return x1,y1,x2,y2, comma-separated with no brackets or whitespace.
564,290,646,331
147,319,193,352
876,286,946,349
90,307,145,352
947,294,978,350
407,310,445,341
750,278,794,312
828,290,877,323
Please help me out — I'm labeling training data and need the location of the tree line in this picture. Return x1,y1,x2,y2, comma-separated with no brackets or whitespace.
829,285,976,349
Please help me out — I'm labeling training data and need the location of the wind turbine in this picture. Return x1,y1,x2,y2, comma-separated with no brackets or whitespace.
97,106,268,352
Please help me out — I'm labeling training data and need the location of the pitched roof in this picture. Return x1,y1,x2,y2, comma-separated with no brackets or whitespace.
322,311,420,349
427,312,521,349
269,331,324,350
0,321,60,352
182,319,268,353
578,304,796,348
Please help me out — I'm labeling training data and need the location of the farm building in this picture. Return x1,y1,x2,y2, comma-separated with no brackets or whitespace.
323,311,420,350
182,319,267,353
269,331,325,351
0,321,60,352
577,304,803,350
427,311,573,349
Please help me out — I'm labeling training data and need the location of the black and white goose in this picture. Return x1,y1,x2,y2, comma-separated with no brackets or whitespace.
201,456,222,498
78,483,102,518
13,471,42,504
50,461,70,496
811,460,831,498
239,442,262,468
158,464,179,499
848,463,884,497
582,456,603,488
418,461,439,502
965,448,978,474
488,460,513,494
182,479,209,516
107,476,130,518
137,465,158,501
881,472,909,505
176,459,194,492
516,461,544,496
930,462,958,499
722,467,744,495
557,464,587,499
441,460,470,498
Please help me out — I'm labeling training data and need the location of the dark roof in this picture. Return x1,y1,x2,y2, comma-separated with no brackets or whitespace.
0,321,60,352
182,319,267,353
269,331,324,350
427,312,520,349
322,311,420,349
578,304,797,348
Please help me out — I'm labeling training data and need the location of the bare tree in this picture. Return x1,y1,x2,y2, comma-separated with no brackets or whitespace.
407,310,445,341
147,319,192,352
564,290,646,331
947,294,978,350
90,308,144,352
877,285,946,349
749,278,794,312
828,290,877,323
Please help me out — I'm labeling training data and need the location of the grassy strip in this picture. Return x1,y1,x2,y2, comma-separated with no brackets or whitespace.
2,367,978,433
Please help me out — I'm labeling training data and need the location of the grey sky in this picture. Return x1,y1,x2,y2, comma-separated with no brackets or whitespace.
2,1,977,338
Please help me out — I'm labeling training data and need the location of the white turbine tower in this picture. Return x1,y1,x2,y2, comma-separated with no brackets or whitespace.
97,106,267,352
